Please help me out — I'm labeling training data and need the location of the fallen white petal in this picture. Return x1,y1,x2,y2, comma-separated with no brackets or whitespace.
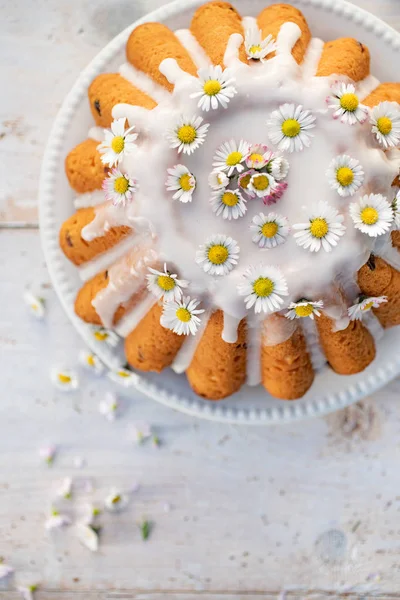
76,523,99,552
0,563,14,580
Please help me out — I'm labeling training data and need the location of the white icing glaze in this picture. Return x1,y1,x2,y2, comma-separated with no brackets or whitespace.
301,318,327,371
375,232,400,270
119,62,170,104
175,29,211,69
246,314,262,386
171,308,212,374
301,37,324,79
363,311,384,344
114,294,157,337
262,314,297,347
78,234,137,282
222,312,241,343
74,189,105,209
357,74,381,102
88,126,105,142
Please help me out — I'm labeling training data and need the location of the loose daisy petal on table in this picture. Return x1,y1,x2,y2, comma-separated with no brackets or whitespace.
161,296,204,336
45,509,71,531
370,101,400,148
263,181,288,206
191,64,237,111
349,193,394,237
17,585,39,600
269,155,290,181
81,503,101,526
245,144,273,170
166,114,209,155
326,82,368,125
76,524,99,552
213,139,251,176
102,168,138,207
90,326,119,346
166,164,196,203
248,172,276,198
129,421,152,444
57,477,73,499
208,170,229,190
0,563,14,580
285,300,324,320
250,213,289,248
51,368,79,392
39,445,56,465
98,117,138,167
348,296,388,320
79,350,104,375
244,28,276,62
99,392,119,422
267,103,316,153
23,291,45,319
326,154,364,197
237,264,289,314
104,487,129,512
210,188,247,220
293,201,346,253
107,368,138,387
196,234,240,276
146,263,188,301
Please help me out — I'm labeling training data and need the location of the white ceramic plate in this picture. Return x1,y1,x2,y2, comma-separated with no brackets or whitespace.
39,0,400,424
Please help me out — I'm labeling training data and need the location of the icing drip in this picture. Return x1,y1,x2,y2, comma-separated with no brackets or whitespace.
362,311,384,344
301,318,326,371
74,189,106,209
119,62,170,103
88,126,105,142
171,309,211,374
222,312,241,343
375,232,400,271
302,38,324,79
323,301,350,332
262,314,297,347
246,314,262,386
78,234,137,282
175,29,211,69
241,16,257,32
114,294,157,338
357,74,381,101
81,201,137,242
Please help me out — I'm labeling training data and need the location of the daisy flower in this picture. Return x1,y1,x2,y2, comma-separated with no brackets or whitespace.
327,82,368,125
348,296,388,321
263,181,288,206
245,144,273,169
57,477,73,499
45,509,71,531
23,290,45,319
79,350,104,375
104,488,129,512
76,524,99,552
210,188,247,220
349,193,394,237
51,368,79,392
392,190,400,228
102,168,138,207
269,155,290,181
90,326,119,346
166,164,196,203
0,563,14,580
98,117,138,167
213,139,251,176
285,300,324,320
250,213,289,248
39,445,56,465
248,171,276,198
129,421,152,444
238,170,256,196
237,264,289,314
244,28,276,62
370,101,400,148
267,103,316,153
99,392,119,422
293,201,346,252
208,170,229,190
146,263,188,301
166,114,209,155
191,65,237,111
195,234,240,276
160,296,204,336
107,367,138,387
326,155,364,197
17,585,39,600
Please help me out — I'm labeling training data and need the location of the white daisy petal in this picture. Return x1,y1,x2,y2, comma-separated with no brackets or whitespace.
45,510,71,531
146,263,188,301
349,193,394,237
293,201,346,253
76,524,99,552
285,300,324,320
195,234,240,276
208,170,229,190
250,212,289,248
326,82,368,125
79,350,104,375
17,586,39,600
269,155,290,181
104,487,129,512
370,101,400,148
166,114,209,154
57,477,73,499
326,154,364,197
166,164,196,203
191,65,237,111
160,296,204,336
51,368,79,392
129,421,152,444
24,291,45,319
245,144,273,170
98,117,138,167
348,295,388,320
39,445,56,465
102,168,138,207
212,139,251,176
244,28,276,62
0,564,14,580
210,188,247,220
392,189,400,229
237,264,289,314
267,103,316,153
99,392,119,421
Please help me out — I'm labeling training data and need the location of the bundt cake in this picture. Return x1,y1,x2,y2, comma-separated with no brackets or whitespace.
60,2,400,401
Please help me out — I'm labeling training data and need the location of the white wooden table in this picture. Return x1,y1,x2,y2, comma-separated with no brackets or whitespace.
2,0,400,598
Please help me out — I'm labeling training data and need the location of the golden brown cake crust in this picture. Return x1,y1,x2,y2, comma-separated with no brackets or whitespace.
363,83,400,108
316,312,375,375
190,1,247,66
358,256,400,328
257,3,311,65
126,23,197,92
316,38,370,81
186,310,247,400
59,207,131,266
65,139,108,194
261,325,314,400
88,73,157,128
125,302,185,372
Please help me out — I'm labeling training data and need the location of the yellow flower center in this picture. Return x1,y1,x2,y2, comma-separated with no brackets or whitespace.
222,192,238,207
360,206,379,225
249,45,262,55
339,93,359,112
114,176,129,194
203,79,222,96
336,166,354,187
177,125,197,144
261,221,278,238
249,152,264,164
310,218,329,239
179,173,193,192
111,135,125,154
117,370,131,378
239,173,251,189
87,355,95,367
176,307,191,322
377,116,392,135
94,331,108,341
208,244,229,265
157,274,175,291
294,304,314,317
58,374,71,384
253,277,274,298
226,151,243,166
252,174,270,191
112,495,121,504
31,303,39,311
281,118,301,138
361,301,374,312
